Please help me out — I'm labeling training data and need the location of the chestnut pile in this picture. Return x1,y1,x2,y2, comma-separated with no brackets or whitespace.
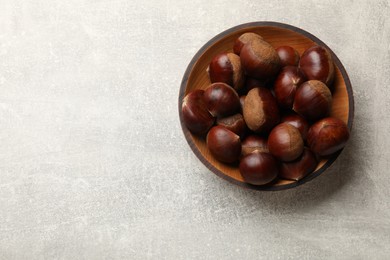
182,32,350,186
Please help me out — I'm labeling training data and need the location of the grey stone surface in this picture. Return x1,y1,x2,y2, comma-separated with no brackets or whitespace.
0,0,389,259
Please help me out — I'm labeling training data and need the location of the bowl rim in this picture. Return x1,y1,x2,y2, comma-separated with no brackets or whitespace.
178,21,354,191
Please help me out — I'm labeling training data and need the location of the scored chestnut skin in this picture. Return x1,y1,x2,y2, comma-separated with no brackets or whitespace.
268,123,304,162
216,113,247,138
208,52,244,91
276,46,300,67
299,45,335,87
281,112,309,141
240,39,281,80
243,87,280,134
293,80,332,121
203,82,240,118
307,117,350,156
206,126,241,163
233,32,263,55
241,135,269,157
182,90,215,135
274,66,306,109
239,151,278,185
279,148,318,181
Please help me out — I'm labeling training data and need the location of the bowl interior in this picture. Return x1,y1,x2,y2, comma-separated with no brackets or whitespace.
179,23,353,190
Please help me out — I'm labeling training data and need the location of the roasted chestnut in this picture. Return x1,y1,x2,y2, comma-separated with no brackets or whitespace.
208,52,244,91
281,113,309,141
241,135,268,157
203,83,240,117
217,113,247,137
240,39,281,80
206,126,241,163
293,80,332,121
233,32,263,55
299,45,335,87
273,66,306,108
182,90,215,135
243,87,280,134
239,151,278,185
307,117,350,156
268,123,304,162
276,46,300,67
279,148,318,181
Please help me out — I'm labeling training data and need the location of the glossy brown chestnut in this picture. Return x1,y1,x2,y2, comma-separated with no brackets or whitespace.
299,45,335,87
217,113,247,137
206,126,241,163
243,87,280,134
240,39,281,80
233,32,263,55
279,148,318,181
307,117,350,156
203,83,240,118
239,151,278,185
208,53,244,91
276,46,300,67
293,80,332,121
268,123,304,162
281,113,309,141
241,135,269,157
182,90,215,135
274,66,306,108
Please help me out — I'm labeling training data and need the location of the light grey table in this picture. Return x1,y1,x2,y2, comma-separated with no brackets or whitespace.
0,0,389,259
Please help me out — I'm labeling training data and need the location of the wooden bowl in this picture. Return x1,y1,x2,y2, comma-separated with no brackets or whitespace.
178,22,354,191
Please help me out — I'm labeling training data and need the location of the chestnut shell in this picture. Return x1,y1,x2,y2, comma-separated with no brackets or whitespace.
182,90,215,135
307,117,350,156
233,32,263,55
216,113,247,138
281,113,309,141
274,66,306,109
279,148,318,181
206,126,241,163
276,46,300,67
243,87,280,134
241,135,269,157
203,82,240,118
299,45,335,87
293,80,332,121
268,123,304,162
239,151,278,185
208,53,244,91
240,39,281,80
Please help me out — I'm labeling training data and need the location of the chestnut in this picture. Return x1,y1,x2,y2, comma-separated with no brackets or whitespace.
203,83,240,118
268,123,304,162
293,80,332,121
243,87,280,134
239,151,278,185
281,113,309,141
276,46,300,67
299,45,335,87
208,52,244,91
233,32,263,55
307,117,350,156
216,113,247,137
182,90,215,135
206,126,241,163
279,148,318,181
273,66,306,109
241,135,268,157
240,38,281,80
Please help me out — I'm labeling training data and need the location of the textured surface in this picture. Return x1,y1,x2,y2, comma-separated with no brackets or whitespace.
0,0,389,259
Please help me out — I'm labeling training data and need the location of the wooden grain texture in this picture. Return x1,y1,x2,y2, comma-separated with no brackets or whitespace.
179,22,354,191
